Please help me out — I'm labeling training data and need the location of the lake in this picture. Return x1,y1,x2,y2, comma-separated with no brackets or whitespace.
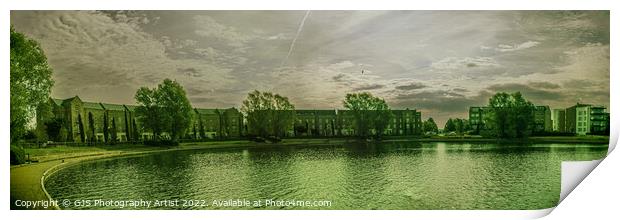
45,142,607,210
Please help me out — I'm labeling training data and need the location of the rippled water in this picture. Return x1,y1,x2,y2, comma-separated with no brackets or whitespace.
46,142,607,210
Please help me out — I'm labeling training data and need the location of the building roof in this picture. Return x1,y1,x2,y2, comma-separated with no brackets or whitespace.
83,102,104,110
51,98,64,106
195,108,218,115
101,103,126,111
124,105,138,111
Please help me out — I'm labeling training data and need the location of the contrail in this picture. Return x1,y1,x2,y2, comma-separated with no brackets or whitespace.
278,10,311,69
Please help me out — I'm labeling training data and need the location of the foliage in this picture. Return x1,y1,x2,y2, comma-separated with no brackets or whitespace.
444,118,456,132
135,79,193,141
423,118,439,133
44,118,64,142
124,111,131,141
10,27,54,142
77,114,85,142
486,92,535,139
342,92,394,138
241,90,295,138
103,113,109,143
444,118,470,134
88,112,95,142
132,119,140,141
111,117,118,143
198,116,206,139
10,145,26,165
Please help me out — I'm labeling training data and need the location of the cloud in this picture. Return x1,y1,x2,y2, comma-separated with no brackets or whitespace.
352,84,385,91
193,15,254,47
529,81,561,89
10,10,609,126
431,56,500,70
486,83,564,102
495,41,540,52
390,90,492,119
395,82,427,90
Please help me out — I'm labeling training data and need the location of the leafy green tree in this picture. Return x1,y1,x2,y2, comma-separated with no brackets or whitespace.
454,118,464,134
423,118,439,133
241,90,295,138
486,92,535,138
135,79,193,142
343,92,394,138
444,118,455,132
10,27,54,142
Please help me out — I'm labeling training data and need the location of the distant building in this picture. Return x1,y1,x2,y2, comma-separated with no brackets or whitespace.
36,96,243,143
551,109,566,132
532,106,552,133
285,108,422,137
191,108,244,139
468,106,491,133
36,96,424,143
565,103,609,135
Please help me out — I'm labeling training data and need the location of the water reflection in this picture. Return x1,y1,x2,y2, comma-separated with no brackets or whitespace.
46,142,607,210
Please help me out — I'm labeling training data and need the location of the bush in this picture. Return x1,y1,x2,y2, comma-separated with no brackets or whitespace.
10,145,26,165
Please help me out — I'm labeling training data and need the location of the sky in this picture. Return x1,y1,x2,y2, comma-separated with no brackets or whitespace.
10,11,610,126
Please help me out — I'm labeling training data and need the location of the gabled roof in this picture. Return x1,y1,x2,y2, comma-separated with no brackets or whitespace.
51,98,63,106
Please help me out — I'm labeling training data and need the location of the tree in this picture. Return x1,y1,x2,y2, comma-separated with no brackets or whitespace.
423,118,438,133
444,118,455,132
103,113,109,143
45,118,64,142
10,27,54,142
486,92,535,139
454,118,464,134
111,117,118,143
124,111,131,141
88,112,95,143
135,79,193,142
132,119,140,141
198,116,206,139
77,114,85,142
343,92,394,139
241,90,295,138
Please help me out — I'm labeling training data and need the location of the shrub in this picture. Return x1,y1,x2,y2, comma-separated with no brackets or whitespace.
10,145,26,165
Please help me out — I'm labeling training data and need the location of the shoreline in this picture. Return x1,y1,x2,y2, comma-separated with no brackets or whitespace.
10,137,610,210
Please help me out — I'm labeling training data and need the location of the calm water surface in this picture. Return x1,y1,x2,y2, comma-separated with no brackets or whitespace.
46,142,607,210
